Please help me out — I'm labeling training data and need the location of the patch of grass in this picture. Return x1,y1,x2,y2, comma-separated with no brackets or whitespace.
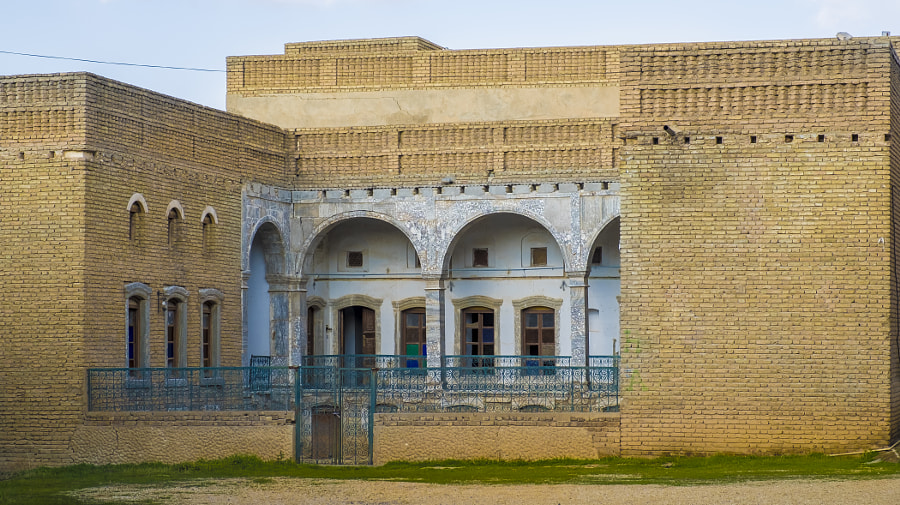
1,453,898,504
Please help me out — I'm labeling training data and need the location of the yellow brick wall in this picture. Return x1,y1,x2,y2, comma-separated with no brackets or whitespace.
227,39,617,95
617,39,896,454
373,412,620,463
0,73,289,471
292,119,618,188
890,49,900,445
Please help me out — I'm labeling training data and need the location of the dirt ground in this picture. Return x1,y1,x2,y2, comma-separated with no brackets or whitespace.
74,476,900,505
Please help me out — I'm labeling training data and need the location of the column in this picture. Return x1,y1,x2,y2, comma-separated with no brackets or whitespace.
566,270,589,367
424,276,446,369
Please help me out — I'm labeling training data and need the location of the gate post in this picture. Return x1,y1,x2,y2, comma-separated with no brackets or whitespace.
293,366,301,463
368,367,376,465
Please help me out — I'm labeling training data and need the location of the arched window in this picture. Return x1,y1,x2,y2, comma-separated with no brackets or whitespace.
126,194,148,243
199,288,224,373
166,200,184,247
201,206,218,252
163,286,188,374
124,282,151,373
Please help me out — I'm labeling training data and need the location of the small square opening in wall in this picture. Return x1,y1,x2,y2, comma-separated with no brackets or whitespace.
530,247,548,267
684,136,690,144
886,134,891,142
851,133,859,142
716,136,723,144
651,137,659,145
750,135,757,143
785,135,793,143
591,247,602,265
347,251,364,268
473,248,489,268
818,134,825,142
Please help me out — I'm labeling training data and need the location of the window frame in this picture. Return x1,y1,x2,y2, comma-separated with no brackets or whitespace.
401,307,426,368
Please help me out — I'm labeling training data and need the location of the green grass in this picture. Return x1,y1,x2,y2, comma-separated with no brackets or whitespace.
1,453,898,505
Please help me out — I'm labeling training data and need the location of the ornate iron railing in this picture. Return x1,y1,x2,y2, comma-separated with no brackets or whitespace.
87,355,618,414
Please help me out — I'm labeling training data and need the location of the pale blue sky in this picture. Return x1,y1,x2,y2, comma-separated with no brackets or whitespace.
2,0,897,110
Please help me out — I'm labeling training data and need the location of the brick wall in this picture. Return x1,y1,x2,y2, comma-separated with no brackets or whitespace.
890,48,900,445
228,37,617,95
0,73,290,471
292,119,617,188
373,412,619,463
617,38,896,454
72,412,293,464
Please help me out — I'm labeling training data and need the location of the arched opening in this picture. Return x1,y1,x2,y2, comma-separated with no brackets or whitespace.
246,222,285,361
445,213,565,358
587,217,620,357
304,217,422,357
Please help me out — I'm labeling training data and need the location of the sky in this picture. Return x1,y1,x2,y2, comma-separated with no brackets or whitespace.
1,0,898,110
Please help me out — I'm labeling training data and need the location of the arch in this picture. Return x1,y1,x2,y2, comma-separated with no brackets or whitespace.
298,211,422,275
126,193,148,213
165,200,185,221
439,210,570,274
583,215,621,270
248,220,287,278
245,216,287,274
199,206,219,225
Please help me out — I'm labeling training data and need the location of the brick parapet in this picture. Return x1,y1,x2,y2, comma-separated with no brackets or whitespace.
291,119,618,188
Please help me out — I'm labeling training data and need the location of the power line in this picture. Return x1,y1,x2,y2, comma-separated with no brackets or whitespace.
0,50,225,73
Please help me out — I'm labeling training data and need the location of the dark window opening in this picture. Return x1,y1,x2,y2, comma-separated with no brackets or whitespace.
591,246,603,265
522,307,556,368
127,297,142,369
530,247,548,267
473,248,489,268
347,251,364,268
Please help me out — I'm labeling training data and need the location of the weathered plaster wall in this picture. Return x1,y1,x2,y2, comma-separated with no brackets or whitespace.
227,86,619,128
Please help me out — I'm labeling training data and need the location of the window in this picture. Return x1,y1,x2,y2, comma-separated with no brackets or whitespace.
347,251,364,268
124,282,151,374
166,299,180,369
198,288,222,375
129,204,142,241
522,307,555,367
530,247,547,267
167,209,179,246
307,306,317,356
472,248,489,268
127,297,143,369
591,246,602,265
201,302,213,368
202,213,214,251
402,308,426,368
127,194,147,243
462,308,495,367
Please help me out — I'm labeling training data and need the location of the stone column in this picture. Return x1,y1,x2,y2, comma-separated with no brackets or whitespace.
267,275,303,368
424,276,446,369
290,282,308,367
566,271,589,367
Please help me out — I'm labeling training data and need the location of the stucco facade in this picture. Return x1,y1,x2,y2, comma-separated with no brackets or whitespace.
1,35,899,470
